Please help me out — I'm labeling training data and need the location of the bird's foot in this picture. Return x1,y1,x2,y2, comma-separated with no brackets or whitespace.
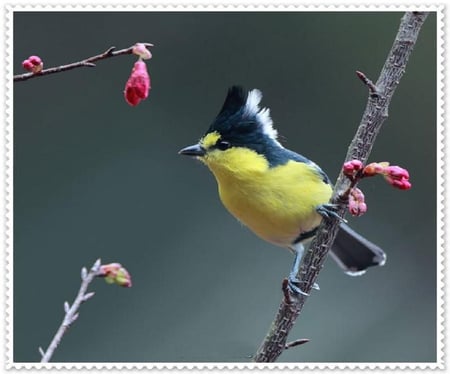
316,203,347,223
287,275,320,296
287,243,320,296
288,275,309,296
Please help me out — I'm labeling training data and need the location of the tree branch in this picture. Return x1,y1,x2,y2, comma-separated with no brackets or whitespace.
14,43,153,82
38,259,132,362
253,11,429,363
39,259,101,363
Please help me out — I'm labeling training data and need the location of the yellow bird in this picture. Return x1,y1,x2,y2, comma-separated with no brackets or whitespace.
179,86,385,293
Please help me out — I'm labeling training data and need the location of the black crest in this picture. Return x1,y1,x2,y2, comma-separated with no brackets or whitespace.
216,86,248,119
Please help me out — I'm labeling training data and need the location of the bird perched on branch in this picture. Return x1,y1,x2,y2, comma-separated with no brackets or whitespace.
179,86,386,294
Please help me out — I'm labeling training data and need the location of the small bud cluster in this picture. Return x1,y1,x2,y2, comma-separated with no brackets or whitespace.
348,187,367,216
98,263,132,287
22,55,43,73
342,160,411,216
124,43,152,106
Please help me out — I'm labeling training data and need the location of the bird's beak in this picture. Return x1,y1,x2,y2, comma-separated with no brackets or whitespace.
178,144,206,157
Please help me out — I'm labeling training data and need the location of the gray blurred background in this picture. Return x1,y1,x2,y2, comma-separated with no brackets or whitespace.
13,12,437,363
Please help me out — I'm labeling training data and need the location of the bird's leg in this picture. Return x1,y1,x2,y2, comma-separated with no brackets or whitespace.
316,203,347,223
288,244,315,296
288,246,307,296
288,243,321,295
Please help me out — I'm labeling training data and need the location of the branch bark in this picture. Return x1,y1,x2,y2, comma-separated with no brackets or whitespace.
253,11,429,363
14,43,153,82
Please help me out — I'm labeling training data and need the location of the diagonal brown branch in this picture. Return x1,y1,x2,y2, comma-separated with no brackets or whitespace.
13,43,153,82
253,11,429,363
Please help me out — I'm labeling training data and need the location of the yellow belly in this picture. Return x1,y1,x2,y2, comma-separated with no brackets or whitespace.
212,158,332,247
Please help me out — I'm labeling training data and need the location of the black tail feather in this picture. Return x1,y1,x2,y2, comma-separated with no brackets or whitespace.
330,223,386,275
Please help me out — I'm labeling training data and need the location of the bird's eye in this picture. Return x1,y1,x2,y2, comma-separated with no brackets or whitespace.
216,140,231,151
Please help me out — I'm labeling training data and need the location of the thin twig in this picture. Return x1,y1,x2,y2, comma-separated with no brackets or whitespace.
355,70,380,96
285,338,310,350
253,11,429,362
14,43,153,82
40,259,102,363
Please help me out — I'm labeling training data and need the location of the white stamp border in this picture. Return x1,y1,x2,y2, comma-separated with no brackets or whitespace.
3,3,445,372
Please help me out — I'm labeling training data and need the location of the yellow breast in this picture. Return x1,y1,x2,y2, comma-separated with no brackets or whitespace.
202,147,333,247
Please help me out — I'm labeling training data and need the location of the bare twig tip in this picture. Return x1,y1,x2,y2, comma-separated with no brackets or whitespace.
71,313,79,324
82,292,95,302
355,70,380,95
355,70,365,80
285,338,310,350
81,267,88,280
93,258,102,272
38,347,45,357
63,301,70,313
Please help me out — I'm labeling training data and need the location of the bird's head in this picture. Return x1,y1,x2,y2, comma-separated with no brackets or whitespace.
179,86,283,173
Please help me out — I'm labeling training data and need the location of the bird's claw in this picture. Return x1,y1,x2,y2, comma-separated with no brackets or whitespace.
287,276,320,296
316,203,347,223
288,275,309,296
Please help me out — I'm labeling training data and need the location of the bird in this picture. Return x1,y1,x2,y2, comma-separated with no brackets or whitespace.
179,86,386,294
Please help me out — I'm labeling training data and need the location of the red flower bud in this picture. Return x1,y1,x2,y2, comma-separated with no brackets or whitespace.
124,60,151,106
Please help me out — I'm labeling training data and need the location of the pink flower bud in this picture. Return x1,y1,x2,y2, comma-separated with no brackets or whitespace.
132,43,152,60
28,55,42,66
384,176,412,190
22,60,34,71
124,60,151,106
383,165,412,190
385,165,409,180
343,160,364,177
348,187,367,216
22,55,44,73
